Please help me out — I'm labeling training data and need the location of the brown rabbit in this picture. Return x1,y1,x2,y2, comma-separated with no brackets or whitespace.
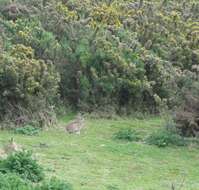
3,137,22,154
65,114,85,134
0,148,6,158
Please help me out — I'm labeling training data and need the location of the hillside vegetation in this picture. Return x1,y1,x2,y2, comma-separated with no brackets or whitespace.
0,0,198,124
0,1,199,189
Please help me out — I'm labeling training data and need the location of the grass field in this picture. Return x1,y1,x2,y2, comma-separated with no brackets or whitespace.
0,115,199,190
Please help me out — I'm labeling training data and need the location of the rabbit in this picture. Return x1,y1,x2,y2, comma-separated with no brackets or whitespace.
65,114,85,134
3,137,22,154
0,148,6,158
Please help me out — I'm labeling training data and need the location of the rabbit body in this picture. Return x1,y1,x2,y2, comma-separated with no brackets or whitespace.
65,115,85,134
3,138,22,154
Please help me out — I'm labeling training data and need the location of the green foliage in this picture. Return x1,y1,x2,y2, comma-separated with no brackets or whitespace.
1,44,59,104
41,0,198,113
0,0,198,117
114,128,140,142
35,178,73,190
0,173,32,190
0,151,44,182
174,80,199,137
0,174,73,190
146,129,186,147
14,125,40,136
0,44,60,123
5,18,61,60
0,1,29,21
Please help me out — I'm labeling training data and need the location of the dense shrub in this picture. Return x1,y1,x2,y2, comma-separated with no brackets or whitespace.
0,151,44,182
114,128,140,142
0,44,60,124
0,173,32,190
35,178,73,190
174,81,199,137
0,1,29,21
42,0,198,113
5,18,61,61
14,125,41,136
0,0,198,116
146,129,186,147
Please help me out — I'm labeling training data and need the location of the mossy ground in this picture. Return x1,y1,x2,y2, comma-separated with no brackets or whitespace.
0,116,199,190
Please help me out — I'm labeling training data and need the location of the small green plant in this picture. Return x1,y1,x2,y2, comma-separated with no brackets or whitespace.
146,129,187,147
14,125,41,136
114,128,140,142
0,173,33,190
35,178,73,190
0,151,44,182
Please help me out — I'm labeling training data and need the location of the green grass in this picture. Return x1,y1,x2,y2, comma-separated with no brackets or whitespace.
0,116,199,190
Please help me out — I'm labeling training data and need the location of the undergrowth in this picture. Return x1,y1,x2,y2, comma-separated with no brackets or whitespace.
14,125,41,136
0,173,32,190
146,129,187,147
0,151,44,182
114,128,141,142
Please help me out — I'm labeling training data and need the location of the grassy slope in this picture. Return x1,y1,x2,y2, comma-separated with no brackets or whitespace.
0,116,199,190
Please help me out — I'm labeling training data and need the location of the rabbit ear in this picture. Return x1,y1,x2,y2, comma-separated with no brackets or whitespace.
10,137,14,143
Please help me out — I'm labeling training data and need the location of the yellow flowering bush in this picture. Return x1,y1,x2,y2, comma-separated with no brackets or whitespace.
0,44,60,121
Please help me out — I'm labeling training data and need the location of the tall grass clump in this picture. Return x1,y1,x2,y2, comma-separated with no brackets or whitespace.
114,128,141,142
146,129,187,148
14,125,41,136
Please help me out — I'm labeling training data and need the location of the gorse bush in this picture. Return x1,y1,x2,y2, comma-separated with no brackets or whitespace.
5,18,61,61
114,128,140,142
0,0,198,117
0,151,44,182
14,125,41,136
174,81,199,137
44,0,198,113
146,129,187,148
0,44,60,107
0,44,60,125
